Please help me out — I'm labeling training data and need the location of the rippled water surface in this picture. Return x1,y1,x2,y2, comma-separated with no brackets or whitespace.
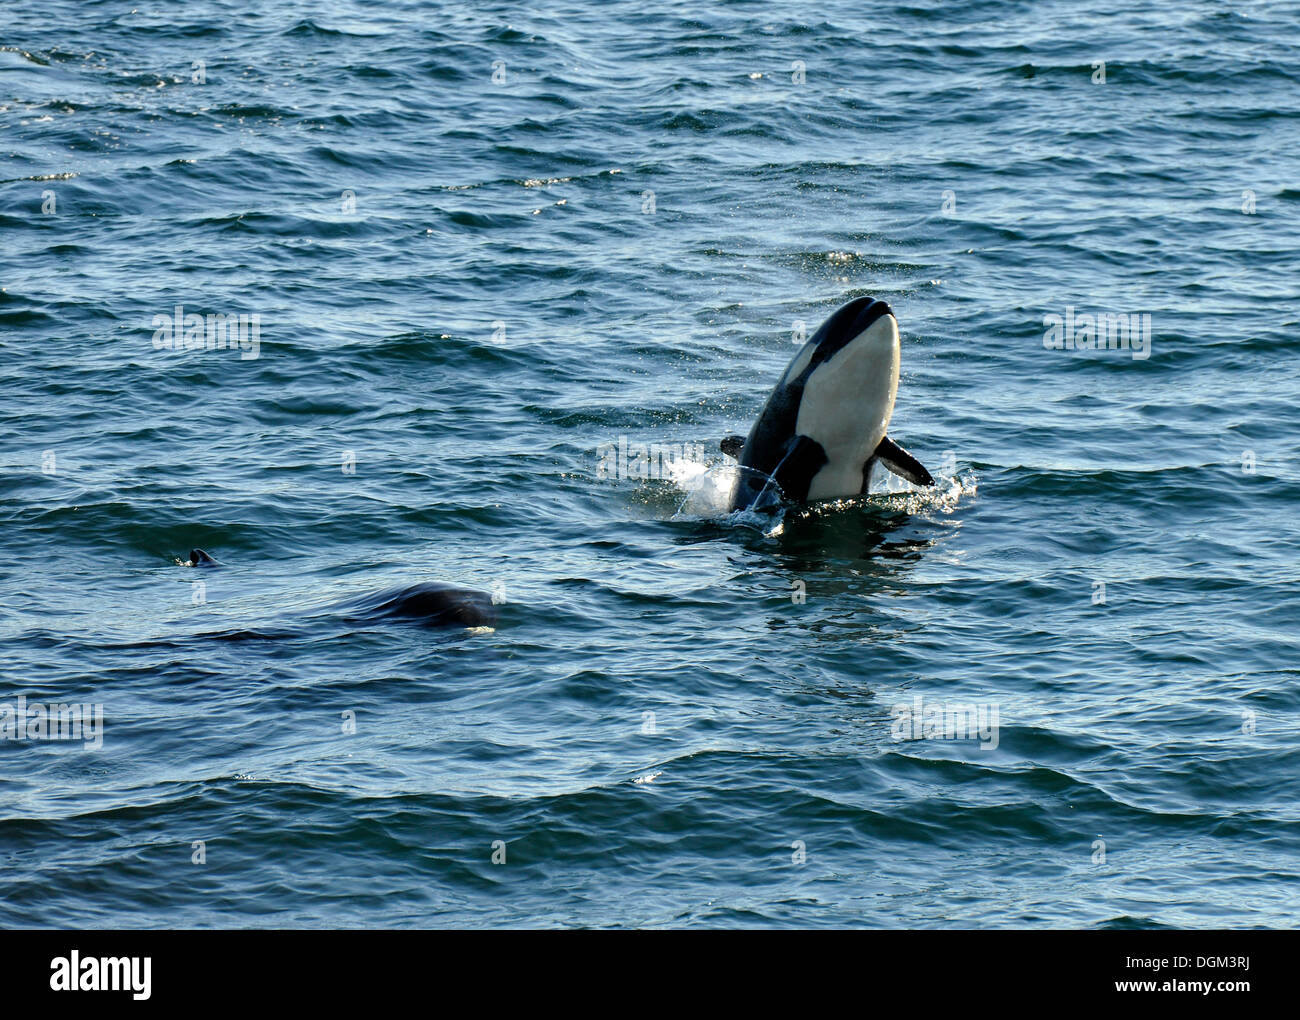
2,0,1298,928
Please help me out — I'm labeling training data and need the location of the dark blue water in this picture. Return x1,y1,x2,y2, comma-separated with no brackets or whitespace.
2,0,1298,928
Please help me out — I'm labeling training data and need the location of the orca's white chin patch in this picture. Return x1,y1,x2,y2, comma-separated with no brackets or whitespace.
796,313,900,503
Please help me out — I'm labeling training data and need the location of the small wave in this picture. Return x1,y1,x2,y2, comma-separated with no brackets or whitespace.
0,46,50,66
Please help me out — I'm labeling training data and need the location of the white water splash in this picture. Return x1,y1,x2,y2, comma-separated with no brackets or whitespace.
672,462,787,533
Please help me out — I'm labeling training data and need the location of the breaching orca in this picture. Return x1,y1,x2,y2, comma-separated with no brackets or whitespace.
724,297,933,511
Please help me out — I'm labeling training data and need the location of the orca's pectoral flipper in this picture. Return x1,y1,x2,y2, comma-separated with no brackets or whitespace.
730,434,828,510
720,435,745,459
770,434,829,503
872,436,934,487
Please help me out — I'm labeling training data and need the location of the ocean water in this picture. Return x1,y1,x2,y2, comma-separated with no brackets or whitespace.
2,0,1298,929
